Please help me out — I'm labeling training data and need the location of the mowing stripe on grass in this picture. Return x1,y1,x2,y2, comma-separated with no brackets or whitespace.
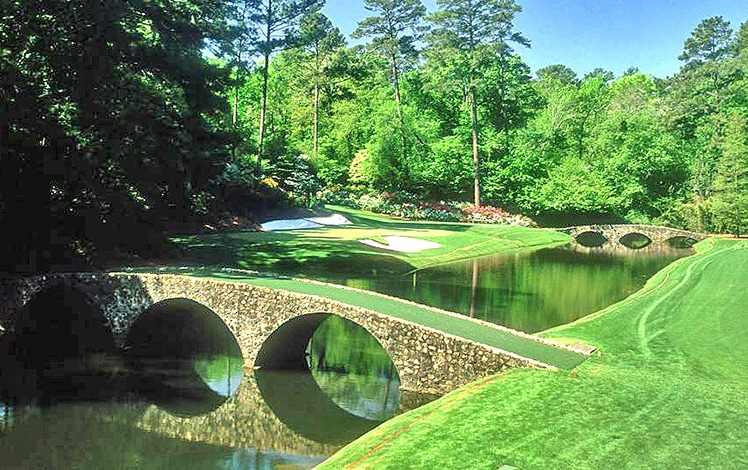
345,373,505,469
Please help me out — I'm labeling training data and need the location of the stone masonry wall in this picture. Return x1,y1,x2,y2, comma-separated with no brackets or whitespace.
560,224,706,246
0,273,554,396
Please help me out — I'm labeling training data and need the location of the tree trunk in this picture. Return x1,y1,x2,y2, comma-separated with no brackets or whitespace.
232,82,239,127
498,54,510,146
390,54,407,160
313,82,320,159
470,85,481,206
258,50,270,164
232,48,242,127
258,0,273,163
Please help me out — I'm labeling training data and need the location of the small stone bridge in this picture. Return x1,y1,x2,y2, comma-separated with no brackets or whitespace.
558,224,707,249
0,273,584,396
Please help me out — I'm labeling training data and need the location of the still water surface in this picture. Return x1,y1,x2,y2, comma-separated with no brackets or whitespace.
337,243,692,333
0,242,691,468
0,309,413,469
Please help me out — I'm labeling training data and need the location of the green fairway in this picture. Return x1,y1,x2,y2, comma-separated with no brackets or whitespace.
179,271,585,370
319,239,748,469
173,205,572,277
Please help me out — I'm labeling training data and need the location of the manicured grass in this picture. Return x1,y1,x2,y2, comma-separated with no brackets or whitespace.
134,207,583,371
181,271,585,370
319,239,748,469
172,205,572,277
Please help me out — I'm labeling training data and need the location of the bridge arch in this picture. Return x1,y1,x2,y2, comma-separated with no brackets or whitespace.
256,312,399,381
619,232,652,249
575,230,609,247
255,312,329,371
255,312,400,444
0,281,116,404
125,298,244,417
16,282,115,360
666,236,699,249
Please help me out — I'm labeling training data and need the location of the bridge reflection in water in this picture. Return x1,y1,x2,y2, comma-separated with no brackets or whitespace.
563,240,697,257
0,284,434,468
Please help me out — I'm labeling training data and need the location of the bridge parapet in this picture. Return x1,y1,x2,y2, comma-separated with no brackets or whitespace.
0,273,570,396
558,224,706,248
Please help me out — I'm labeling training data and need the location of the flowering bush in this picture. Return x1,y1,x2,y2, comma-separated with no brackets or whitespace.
460,203,537,227
416,201,462,222
318,189,535,226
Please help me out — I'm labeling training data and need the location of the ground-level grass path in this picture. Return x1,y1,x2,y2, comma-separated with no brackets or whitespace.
319,239,748,469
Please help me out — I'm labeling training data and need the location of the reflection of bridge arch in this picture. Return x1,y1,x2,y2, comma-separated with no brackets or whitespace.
559,224,706,249
254,312,399,443
0,273,575,395
125,298,244,417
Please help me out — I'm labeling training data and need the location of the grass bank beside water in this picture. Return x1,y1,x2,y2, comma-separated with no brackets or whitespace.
159,207,583,369
172,205,572,277
319,238,748,469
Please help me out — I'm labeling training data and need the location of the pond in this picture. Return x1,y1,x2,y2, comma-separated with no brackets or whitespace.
0,306,428,470
334,242,692,333
0,241,691,468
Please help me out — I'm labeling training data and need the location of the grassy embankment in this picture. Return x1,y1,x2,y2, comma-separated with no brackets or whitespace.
173,205,572,277
319,238,748,469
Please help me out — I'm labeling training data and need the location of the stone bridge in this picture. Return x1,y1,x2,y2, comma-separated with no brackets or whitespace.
0,272,584,396
558,224,707,249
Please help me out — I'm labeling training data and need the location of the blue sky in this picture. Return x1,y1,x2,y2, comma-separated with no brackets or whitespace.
321,0,747,78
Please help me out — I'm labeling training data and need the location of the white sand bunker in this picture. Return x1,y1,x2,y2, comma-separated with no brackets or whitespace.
261,213,352,231
359,236,442,253
306,213,352,226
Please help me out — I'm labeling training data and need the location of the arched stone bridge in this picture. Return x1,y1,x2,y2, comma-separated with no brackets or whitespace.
0,273,585,396
558,224,707,249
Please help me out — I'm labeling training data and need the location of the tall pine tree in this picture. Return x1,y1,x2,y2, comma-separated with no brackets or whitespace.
427,0,529,206
353,0,426,163
712,112,748,236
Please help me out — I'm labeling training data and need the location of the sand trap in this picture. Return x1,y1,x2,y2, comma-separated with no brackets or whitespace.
261,219,322,231
307,213,352,226
359,236,442,253
261,213,352,231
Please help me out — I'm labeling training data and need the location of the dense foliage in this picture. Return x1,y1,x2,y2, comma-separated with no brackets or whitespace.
1,0,236,271
239,6,748,233
3,0,748,271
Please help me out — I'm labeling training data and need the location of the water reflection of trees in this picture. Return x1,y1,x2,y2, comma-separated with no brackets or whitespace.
307,315,400,420
307,315,396,377
336,244,692,333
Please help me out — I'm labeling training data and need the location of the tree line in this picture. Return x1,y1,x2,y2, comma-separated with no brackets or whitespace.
2,0,748,272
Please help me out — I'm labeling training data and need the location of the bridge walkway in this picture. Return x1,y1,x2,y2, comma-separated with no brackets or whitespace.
185,272,586,371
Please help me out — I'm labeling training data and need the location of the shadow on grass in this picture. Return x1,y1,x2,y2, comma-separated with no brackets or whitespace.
327,205,473,232
172,230,417,279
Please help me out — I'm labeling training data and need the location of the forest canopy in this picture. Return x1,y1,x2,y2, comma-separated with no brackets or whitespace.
2,0,748,271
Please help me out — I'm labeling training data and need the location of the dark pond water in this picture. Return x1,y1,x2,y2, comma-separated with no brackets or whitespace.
0,242,692,468
334,243,693,333
0,298,418,469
